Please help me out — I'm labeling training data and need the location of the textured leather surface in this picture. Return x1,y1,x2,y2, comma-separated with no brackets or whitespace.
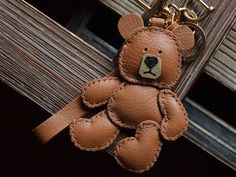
173,25,195,50
82,77,121,108
32,97,88,145
159,89,189,140
34,13,194,173
70,110,119,151
107,84,162,129
149,17,165,28
114,120,162,173
118,13,144,39
118,27,181,89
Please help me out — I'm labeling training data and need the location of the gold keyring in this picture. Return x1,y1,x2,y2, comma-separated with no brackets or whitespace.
181,8,198,22
182,22,206,61
183,0,214,22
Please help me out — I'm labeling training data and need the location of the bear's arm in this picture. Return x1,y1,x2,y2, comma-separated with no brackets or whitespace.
81,77,121,108
158,89,189,141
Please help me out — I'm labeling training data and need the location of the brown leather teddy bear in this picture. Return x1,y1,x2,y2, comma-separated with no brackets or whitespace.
70,13,194,173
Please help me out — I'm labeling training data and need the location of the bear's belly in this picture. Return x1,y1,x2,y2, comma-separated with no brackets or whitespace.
107,84,162,129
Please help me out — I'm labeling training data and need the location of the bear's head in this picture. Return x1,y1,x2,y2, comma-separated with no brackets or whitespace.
117,13,195,89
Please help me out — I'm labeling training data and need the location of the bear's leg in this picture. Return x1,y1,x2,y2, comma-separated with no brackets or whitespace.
70,110,120,151
114,120,162,173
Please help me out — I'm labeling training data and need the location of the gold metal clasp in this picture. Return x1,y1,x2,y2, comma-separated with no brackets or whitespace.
183,0,214,22
137,0,214,24
137,0,168,24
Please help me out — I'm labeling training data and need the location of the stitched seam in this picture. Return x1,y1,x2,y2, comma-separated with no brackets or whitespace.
118,27,181,89
81,77,119,108
114,120,162,173
69,111,120,151
159,89,188,141
107,83,137,129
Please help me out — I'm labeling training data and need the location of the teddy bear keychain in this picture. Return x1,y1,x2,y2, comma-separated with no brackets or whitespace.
69,12,194,172
33,0,214,173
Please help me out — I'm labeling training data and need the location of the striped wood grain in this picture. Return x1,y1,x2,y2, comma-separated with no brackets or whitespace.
206,22,236,92
0,0,113,114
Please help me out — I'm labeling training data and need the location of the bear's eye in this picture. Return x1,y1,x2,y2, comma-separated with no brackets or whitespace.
144,48,148,52
158,50,162,54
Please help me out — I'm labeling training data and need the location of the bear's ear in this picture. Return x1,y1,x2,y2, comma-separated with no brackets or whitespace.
173,25,195,50
118,13,144,39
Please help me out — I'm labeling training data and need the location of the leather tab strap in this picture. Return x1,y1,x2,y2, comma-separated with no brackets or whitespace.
33,71,117,145
32,96,88,145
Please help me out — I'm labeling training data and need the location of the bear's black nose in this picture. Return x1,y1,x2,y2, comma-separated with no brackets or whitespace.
144,56,158,68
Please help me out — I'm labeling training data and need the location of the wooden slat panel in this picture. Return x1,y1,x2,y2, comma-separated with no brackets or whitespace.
184,98,236,170
206,21,236,92
99,0,147,15
0,0,113,114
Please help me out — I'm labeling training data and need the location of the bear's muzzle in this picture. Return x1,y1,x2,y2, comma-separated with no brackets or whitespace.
139,54,161,79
